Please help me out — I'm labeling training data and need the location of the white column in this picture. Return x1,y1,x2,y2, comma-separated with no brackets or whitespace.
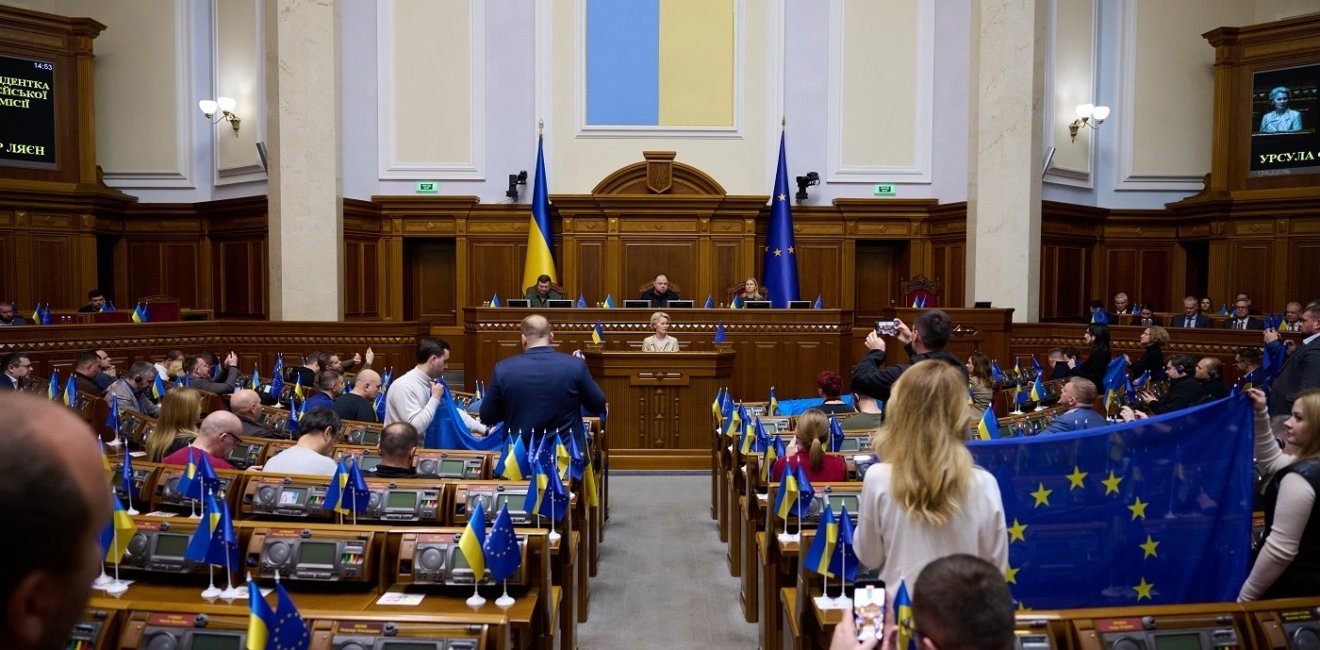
966,0,1047,322
265,0,343,321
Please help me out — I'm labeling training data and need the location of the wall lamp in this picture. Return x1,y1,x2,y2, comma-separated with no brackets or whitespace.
1068,103,1109,143
199,97,241,136
795,171,820,202
506,170,528,200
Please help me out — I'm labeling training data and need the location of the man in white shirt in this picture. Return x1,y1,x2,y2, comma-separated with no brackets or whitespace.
154,349,183,385
262,407,341,476
384,338,487,439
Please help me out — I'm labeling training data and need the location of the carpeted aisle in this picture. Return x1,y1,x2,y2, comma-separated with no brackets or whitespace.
576,473,759,649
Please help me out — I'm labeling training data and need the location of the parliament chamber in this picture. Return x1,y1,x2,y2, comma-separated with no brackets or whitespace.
4,2,1320,649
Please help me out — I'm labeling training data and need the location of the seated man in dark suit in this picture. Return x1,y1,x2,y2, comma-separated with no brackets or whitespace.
185,351,241,395
230,388,280,438
304,370,341,412
1222,299,1261,330
367,422,419,478
1176,295,1211,328
524,273,564,308
1139,354,1202,414
1195,357,1229,402
0,301,28,326
0,352,30,391
76,288,106,313
1235,346,1264,389
71,351,102,396
639,273,680,308
335,369,380,422
480,314,606,443
1041,377,1107,433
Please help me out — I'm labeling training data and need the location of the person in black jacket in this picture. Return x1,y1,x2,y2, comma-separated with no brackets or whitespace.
1139,354,1201,414
1195,357,1229,403
851,309,965,404
1128,325,1168,381
1069,324,1111,391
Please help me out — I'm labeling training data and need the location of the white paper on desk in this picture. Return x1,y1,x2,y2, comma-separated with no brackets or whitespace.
129,451,146,457
144,511,178,517
815,595,850,610
376,592,425,606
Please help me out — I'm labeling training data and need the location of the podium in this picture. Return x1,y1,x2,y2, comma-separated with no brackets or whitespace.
584,349,735,470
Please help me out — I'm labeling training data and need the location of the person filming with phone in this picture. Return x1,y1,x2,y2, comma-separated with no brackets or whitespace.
851,310,964,404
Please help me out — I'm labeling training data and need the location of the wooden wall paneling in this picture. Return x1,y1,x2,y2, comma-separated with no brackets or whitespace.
407,238,458,324
32,232,75,307
712,239,741,306
467,241,521,309
1289,239,1320,306
1137,249,1172,313
1105,249,1139,306
854,241,900,320
574,239,606,305
162,242,200,307
215,239,265,318
620,238,699,300
796,242,843,310
1226,238,1273,309
0,229,13,306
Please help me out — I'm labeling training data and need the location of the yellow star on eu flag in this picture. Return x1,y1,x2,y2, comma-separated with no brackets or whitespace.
1016,601,1030,611
774,248,782,257
778,193,787,202
1007,518,1028,543
1128,496,1148,520
1067,466,1088,490
1134,577,1154,601
1102,470,1123,495
1030,483,1052,507
1005,565,1019,584
1140,534,1160,559
787,247,795,254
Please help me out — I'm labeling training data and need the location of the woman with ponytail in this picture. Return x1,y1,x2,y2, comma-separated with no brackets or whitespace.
770,408,847,483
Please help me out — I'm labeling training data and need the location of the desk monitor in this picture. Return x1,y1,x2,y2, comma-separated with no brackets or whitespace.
974,301,993,308
743,300,772,309
547,299,573,308
505,299,530,308
788,300,812,309
666,299,694,308
622,299,651,308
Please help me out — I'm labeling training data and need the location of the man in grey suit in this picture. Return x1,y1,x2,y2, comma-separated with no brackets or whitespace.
1222,299,1262,330
1266,299,1320,434
185,352,241,395
1176,296,1211,328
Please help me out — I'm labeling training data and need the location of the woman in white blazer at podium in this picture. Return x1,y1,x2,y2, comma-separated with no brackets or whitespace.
642,312,679,352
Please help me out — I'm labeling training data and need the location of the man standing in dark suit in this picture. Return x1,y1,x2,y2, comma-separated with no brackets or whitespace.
1267,299,1320,432
1222,299,1261,330
481,314,606,443
1176,296,1211,328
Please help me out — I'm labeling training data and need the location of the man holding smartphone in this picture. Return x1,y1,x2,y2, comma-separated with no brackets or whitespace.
851,310,964,404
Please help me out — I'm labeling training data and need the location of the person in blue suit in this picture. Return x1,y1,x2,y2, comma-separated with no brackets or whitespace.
1040,377,1107,434
480,314,606,443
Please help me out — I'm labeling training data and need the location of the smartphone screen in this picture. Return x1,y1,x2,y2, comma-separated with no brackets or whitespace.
852,583,885,640
874,320,898,336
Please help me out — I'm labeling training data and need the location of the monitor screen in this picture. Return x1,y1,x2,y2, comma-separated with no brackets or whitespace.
743,300,772,309
152,533,189,558
297,541,336,566
505,299,530,308
622,300,651,308
359,455,383,470
439,458,467,476
379,643,442,650
547,299,573,308
827,493,859,514
278,487,307,506
495,493,524,513
1153,633,1203,650
228,443,254,463
666,300,694,308
837,438,861,452
387,490,418,509
189,633,243,650
1249,64,1320,178
787,300,811,309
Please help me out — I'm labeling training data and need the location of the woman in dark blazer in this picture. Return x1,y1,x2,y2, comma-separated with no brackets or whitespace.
1129,325,1168,381
1071,323,1111,391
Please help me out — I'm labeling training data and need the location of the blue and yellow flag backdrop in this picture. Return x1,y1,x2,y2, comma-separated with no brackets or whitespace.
969,396,1254,608
585,0,735,127
522,134,556,291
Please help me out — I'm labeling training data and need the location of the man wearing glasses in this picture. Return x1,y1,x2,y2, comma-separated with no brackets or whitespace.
0,352,31,390
160,411,242,470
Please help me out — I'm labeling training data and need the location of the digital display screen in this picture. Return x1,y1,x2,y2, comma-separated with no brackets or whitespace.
278,488,307,506
0,55,57,169
228,443,253,462
837,438,860,452
828,494,859,513
1249,64,1320,178
387,491,418,509
439,459,467,476
297,541,336,566
360,455,383,470
152,533,189,558
379,642,441,650
188,632,243,650
495,493,522,512
1153,633,1204,650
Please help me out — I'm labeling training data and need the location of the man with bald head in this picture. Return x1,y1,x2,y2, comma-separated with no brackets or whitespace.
481,314,606,443
231,389,279,438
160,410,241,469
0,392,111,650
335,368,381,422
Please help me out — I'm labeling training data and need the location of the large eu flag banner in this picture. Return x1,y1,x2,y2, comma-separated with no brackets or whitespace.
968,396,1254,608
763,131,799,308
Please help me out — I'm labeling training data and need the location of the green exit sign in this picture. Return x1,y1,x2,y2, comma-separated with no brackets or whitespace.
415,181,439,194
873,184,897,197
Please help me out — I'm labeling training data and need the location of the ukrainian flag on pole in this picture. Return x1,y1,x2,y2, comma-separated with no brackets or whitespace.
522,124,557,291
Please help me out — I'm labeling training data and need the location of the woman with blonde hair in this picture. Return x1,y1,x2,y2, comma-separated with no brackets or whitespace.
1240,388,1320,600
144,388,202,462
641,311,679,352
770,408,847,483
854,360,1008,595
742,277,766,301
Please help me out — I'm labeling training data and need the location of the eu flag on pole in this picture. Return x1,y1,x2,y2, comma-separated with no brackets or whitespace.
827,505,858,581
828,415,845,452
576,294,587,308
704,295,714,308
763,129,800,308
184,489,221,562
105,397,120,437
203,494,239,568
813,295,823,309
969,396,1253,608
522,131,557,291
714,322,727,344
270,354,285,397
271,580,311,649
484,505,523,582
184,451,219,501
